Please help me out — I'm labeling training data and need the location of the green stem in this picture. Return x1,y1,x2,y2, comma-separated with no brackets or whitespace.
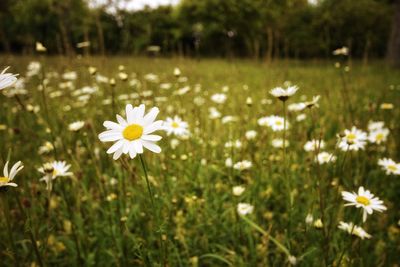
2,193,20,267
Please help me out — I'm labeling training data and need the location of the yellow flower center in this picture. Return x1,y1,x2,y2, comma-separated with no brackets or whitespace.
276,120,283,126
388,165,397,172
375,133,384,141
123,124,143,141
356,196,370,206
347,133,356,141
172,122,179,128
0,176,10,184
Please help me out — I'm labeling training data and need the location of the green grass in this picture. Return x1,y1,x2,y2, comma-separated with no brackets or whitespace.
0,56,399,266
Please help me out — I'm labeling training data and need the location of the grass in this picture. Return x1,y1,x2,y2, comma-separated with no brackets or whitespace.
0,56,399,266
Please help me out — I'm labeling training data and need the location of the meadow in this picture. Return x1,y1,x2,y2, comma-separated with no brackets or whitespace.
0,56,399,266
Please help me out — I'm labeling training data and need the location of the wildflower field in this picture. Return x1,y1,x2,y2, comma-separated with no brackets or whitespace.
0,56,400,266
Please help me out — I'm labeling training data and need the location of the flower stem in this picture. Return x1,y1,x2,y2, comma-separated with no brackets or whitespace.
282,101,292,245
1,193,20,267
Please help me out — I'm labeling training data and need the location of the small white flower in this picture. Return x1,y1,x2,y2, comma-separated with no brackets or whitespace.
316,152,336,164
342,186,387,222
368,121,385,132
338,221,371,240
1,161,23,188
233,160,252,171
163,116,189,136
211,93,227,104
270,85,299,101
305,213,314,225
338,126,367,151
378,158,400,175
245,130,257,140
296,114,306,122
237,203,254,216
68,121,85,132
333,46,349,56
368,128,389,145
232,185,245,196
271,138,289,148
304,139,325,152
0,67,18,90
39,161,73,191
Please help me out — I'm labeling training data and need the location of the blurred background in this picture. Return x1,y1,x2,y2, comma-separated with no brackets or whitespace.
1,0,399,65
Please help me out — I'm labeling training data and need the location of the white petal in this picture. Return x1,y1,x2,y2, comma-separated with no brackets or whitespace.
141,135,162,141
103,121,123,130
142,107,159,126
142,141,161,153
107,140,124,154
113,148,123,160
133,140,143,154
144,120,163,134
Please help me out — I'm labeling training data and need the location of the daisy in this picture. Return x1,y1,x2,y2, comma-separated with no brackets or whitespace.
272,138,289,148
333,46,349,56
304,95,321,109
39,161,73,191
269,85,299,101
304,139,325,152
68,121,85,132
233,160,252,171
378,158,400,175
237,203,254,216
368,128,389,145
211,93,227,104
368,121,385,132
338,126,367,151
245,130,257,140
163,116,189,136
232,185,245,196
173,67,181,77
316,152,336,164
98,104,163,160
341,186,387,222
338,221,371,240
0,161,23,188
0,67,18,90
268,116,289,132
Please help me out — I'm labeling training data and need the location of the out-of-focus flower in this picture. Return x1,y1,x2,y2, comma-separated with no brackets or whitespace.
68,121,85,132
338,127,367,151
39,161,73,191
211,93,227,104
163,116,189,136
270,85,298,101
0,67,18,90
232,185,245,196
36,42,47,52
333,46,349,56
233,160,252,171
338,221,371,239
237,203,254,216
316,152,336,164
304,139,325,152
378,158,400,175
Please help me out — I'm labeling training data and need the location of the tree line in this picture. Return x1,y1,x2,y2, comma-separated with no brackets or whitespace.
1,0,399,62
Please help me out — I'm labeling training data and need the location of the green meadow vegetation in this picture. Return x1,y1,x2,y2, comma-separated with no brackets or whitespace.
0,56,399,266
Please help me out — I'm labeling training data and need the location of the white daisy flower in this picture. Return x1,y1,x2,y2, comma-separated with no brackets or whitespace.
237,203,254,216
232,185,245,196
0,67,18,90
338,126,367,151
303,95,321,109
68,121,85,132
209,107,221,119
245,130,257,140
163,116,189,136
333,46,349,56
341,186,387,222
268,116,289,132
288,102,306,112
0,161,23,188
173,67,181,77
368,121,385,132
211,93,227,104
304,139,325,152
233,160,252,171
296,114,306,122
338,221,371,240
316,152,336,164
272,138,289,148
26,61,41,77
368,128,389,144
39,161,73,191
98,104,163,160
378,158,400,175
269,85,299,101
224,140,242,149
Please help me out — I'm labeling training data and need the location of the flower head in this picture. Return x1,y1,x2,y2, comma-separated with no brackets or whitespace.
341,186,386,222
39,161,73,191
368,128,389,145
338,221,371,239
270,85,298,101
237,203,254,216
378,158,400,175
68,121,85,132
1,161,23,188
163,116,189,136
0,67,18,90
316,152,336,164
98,104,163,160
304,139,325,152
338,126,367,151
